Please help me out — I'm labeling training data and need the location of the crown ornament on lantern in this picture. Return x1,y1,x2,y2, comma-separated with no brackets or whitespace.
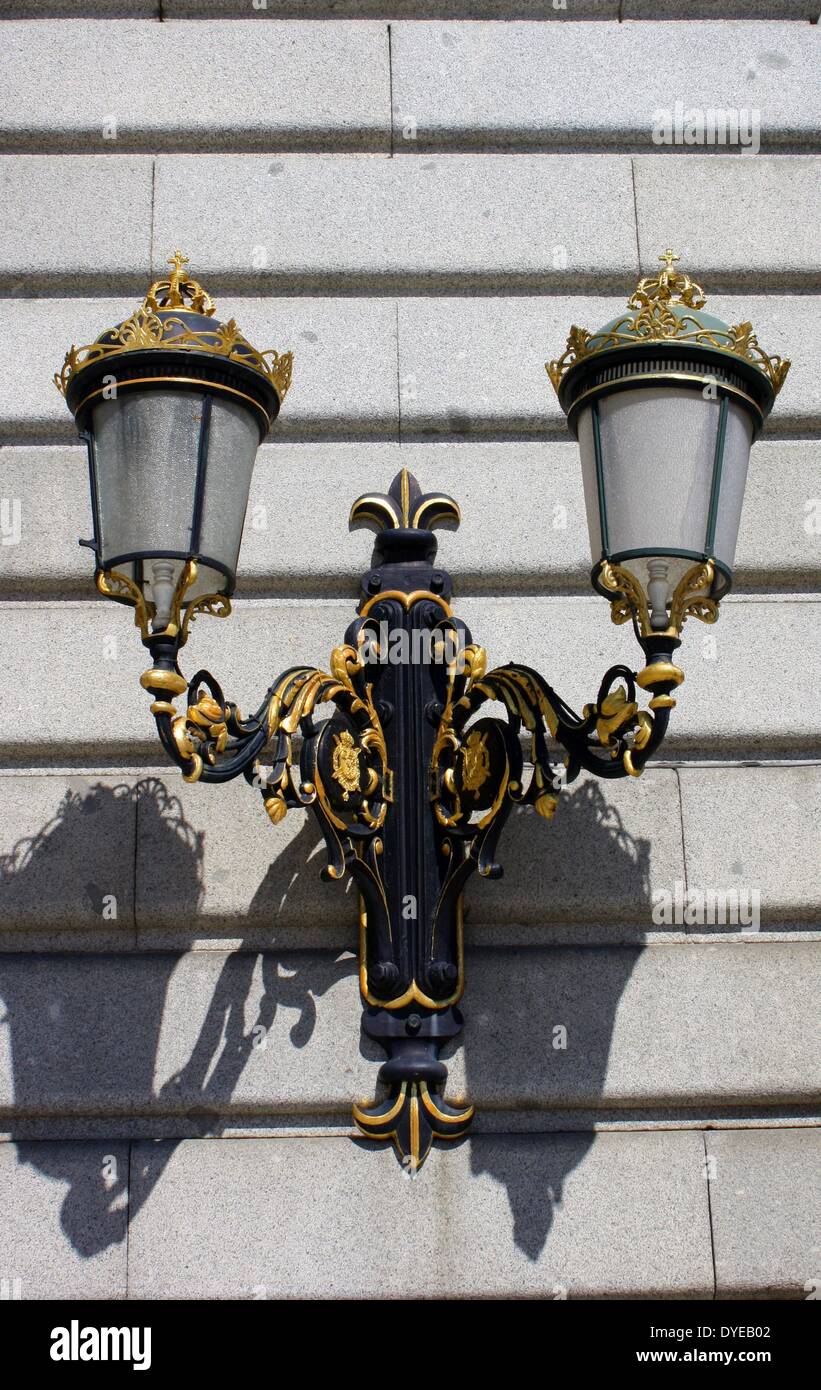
546,248,790,398
54,250,293,405
143,249,217,315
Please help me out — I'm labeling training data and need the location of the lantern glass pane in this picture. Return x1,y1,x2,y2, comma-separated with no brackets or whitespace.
576,405,604,560
197,396,261,583
711,397,754,572
92,389,201,563
596,385,720,558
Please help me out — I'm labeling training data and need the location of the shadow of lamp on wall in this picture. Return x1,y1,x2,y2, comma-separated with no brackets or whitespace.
54,248,790,1170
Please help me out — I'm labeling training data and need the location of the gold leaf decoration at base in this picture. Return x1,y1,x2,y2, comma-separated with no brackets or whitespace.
598,561,652,635
598,558,719,640
668,560,719,632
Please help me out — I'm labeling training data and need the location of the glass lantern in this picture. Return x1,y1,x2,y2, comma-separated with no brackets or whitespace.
55,251,292,636
547,250,789,640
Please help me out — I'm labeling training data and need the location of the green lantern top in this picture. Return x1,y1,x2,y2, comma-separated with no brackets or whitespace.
546,249,790,407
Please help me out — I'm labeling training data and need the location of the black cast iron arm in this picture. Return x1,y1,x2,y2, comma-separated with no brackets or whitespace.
140,614,393,830
428,613,682,839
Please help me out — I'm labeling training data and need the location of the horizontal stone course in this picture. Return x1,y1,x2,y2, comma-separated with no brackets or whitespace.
0,156,152,294
0,21,391,153
0,763,817,950
1,439,817,595
0,941,817,1119
126,1130,712,1298
398,293,820,436
4,2,156,13
152,153,637,292
679,765,821,926
0,595,817,761
3,292,814,443
0,775,137,951
162,2,818,16
0,1,810,18
1,1125,814,1300
391,21,821,149
0,295,398,443
2,154,818,294
708,1128,821,1299
634,156,821,289
165,1,620,17
133,766,686,949
6,21,817,153
0,1139,128,1300
625,2,814,15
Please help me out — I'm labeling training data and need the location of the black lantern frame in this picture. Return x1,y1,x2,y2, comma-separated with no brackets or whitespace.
56,252,291,639
559,339,776,603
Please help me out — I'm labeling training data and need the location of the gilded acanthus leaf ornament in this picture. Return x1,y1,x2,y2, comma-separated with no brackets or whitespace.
54,251,293,404
546,248,790,398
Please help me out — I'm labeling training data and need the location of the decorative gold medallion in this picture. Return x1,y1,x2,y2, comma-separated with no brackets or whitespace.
332,729,361,801
462,729,490,795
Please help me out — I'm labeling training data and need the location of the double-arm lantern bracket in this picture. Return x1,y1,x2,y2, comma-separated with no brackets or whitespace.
56,250,789,1170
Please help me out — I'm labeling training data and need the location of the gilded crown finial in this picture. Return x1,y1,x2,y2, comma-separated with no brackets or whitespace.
166,249,190,306
144,250,216,317
629,249,705,311
54,251,293,405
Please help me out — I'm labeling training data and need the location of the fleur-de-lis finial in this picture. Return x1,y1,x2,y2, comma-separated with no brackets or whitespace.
349,469,461,535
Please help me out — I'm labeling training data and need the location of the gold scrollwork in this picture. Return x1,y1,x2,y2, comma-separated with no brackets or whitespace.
96,568,154,640
589,684,640,748
599,559,718,640
546,249,790,397
669,559,719,632
263,636,391,838
598,561,652,636
103,558,231,648
55,250,293,404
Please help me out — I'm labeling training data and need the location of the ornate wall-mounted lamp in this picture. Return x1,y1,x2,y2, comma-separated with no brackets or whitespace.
57,249,789,1169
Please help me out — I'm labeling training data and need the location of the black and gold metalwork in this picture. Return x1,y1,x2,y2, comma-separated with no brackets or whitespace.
546,248,790,408
56,253,293,652
55,250,292,412
131,468,683,1169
